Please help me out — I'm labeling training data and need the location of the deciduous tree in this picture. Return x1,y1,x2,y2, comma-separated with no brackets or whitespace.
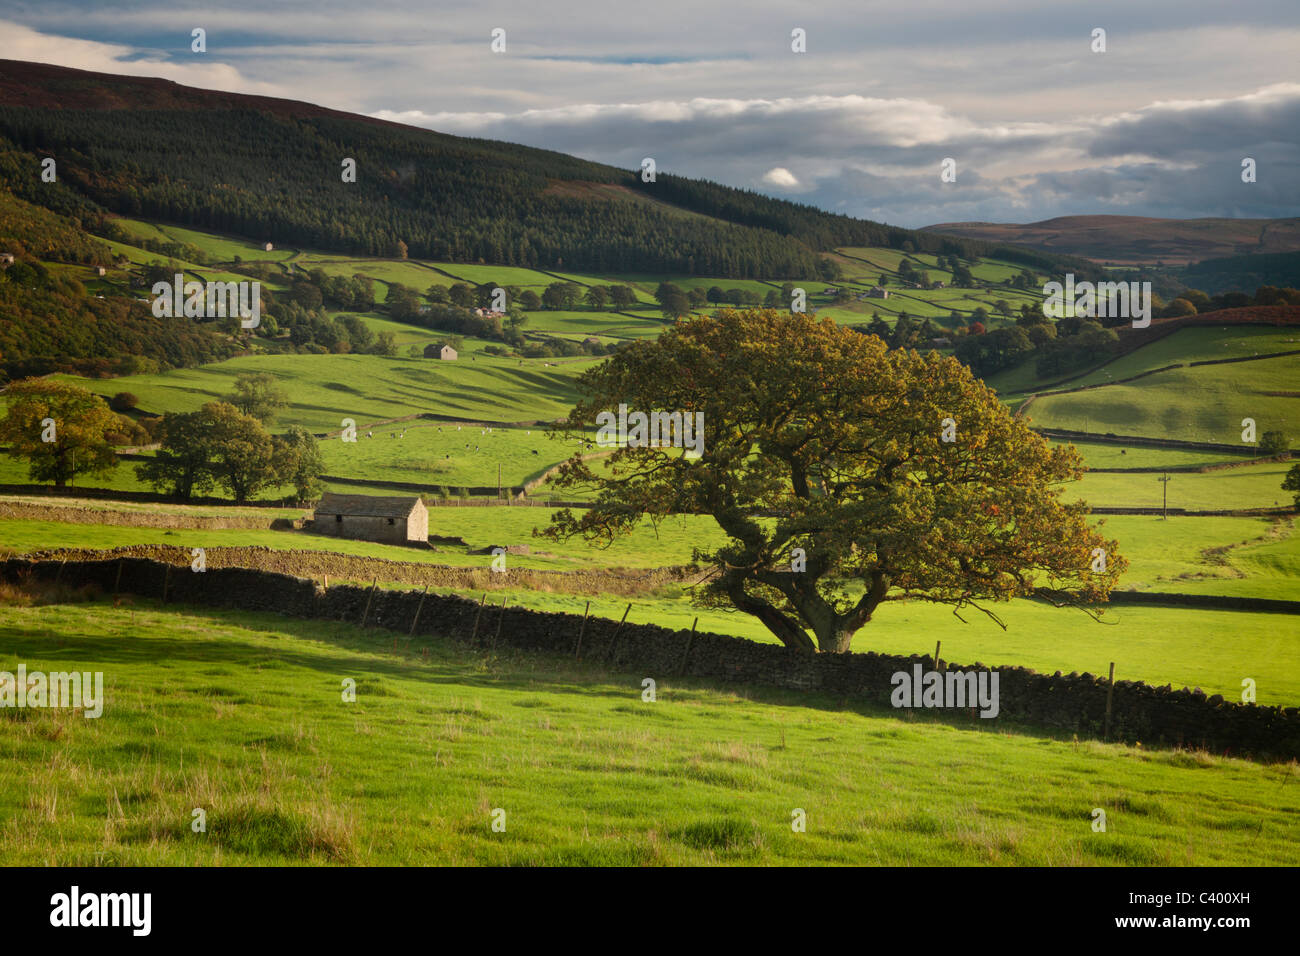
542,310,1123,653
0,379,121,487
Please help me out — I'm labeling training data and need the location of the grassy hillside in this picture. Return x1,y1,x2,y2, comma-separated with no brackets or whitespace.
1,597,1294,866
990,325,1300,400
1025,357,1297,443
52,353,597,430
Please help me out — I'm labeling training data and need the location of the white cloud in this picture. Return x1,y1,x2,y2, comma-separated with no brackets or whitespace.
0,20,282,96
762,167,800,188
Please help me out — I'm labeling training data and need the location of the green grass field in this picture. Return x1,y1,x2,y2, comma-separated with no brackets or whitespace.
51,353,597,431
1,597,1294,866
993,326,1300,402
1062,461,1293,510
1056,440,1243,469
319,422,578,488
1025,356,1298,443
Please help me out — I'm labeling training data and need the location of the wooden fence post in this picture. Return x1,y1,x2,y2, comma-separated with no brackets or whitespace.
468,592,487,644
934,640,942,671
491,598,507,650
161,564,171,604
605,604,632,664
55,557,66,585
1103,662,1116,740
574,600,591,658
360,577,378,628
113,558,123,599
677,617,698,676
409,585,429,637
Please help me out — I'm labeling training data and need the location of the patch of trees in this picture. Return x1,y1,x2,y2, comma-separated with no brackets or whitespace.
1283,459,1300,506
0,257,238,380
860,313,947,352
1181,251,1300,297
401,298,525,348
520,336,620,359
0,376,324,502
954,325,1034,376
1032,318,1120,377
137,402,324,502
1152,285,1300,320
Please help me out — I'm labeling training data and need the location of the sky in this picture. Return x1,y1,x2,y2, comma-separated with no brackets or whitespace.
1,0,1297,228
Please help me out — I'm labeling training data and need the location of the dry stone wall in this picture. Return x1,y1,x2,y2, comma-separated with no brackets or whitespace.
3,555,1297,760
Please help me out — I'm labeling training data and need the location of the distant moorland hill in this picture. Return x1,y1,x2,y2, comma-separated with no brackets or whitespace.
921,215,1300,266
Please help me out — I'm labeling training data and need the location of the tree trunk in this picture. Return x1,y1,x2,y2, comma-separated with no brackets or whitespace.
825,627,856,654
726,579,816,653
755,605,817,653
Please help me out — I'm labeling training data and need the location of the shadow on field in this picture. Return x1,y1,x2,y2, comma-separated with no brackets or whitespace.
1,593,1097,749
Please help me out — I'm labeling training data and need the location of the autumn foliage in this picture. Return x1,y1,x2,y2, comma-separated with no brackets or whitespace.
544,309,1124,653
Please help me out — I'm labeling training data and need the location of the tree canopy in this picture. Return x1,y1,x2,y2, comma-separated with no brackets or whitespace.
0,379,122,487
543,309,1124,653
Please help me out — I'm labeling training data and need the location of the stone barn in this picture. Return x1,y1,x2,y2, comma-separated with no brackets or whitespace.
424,343,457,360
313,493,428,545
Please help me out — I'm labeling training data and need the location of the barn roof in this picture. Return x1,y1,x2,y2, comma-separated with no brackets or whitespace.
316,493,422,518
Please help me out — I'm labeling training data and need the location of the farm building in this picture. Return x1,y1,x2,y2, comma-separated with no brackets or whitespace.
264,241,274,252
424,343,458,360
0,253,13,267
95,266,107,276
312,493,428,545
865,286,890,299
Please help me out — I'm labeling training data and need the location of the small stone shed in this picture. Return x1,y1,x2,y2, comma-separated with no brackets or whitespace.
313,493,428,545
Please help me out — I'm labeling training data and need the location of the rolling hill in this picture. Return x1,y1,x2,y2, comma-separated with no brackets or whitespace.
0,58,1089,280
921,215,1300,266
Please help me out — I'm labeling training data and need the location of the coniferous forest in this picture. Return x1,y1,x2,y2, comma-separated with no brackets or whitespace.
0,61,1083,279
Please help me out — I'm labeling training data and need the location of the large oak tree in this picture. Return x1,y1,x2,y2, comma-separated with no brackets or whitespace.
542,309,1125,653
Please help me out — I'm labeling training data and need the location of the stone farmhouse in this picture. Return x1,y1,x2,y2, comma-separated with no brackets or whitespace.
313,493,428,545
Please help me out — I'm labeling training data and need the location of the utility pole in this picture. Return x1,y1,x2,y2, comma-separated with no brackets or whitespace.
497,461,502,499
1158,473,1171,519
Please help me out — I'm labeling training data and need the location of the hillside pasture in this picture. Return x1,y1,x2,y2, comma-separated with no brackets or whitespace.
1025,355,1298,443
52,353,597,431
319,422,578,489
2,599,1295,866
